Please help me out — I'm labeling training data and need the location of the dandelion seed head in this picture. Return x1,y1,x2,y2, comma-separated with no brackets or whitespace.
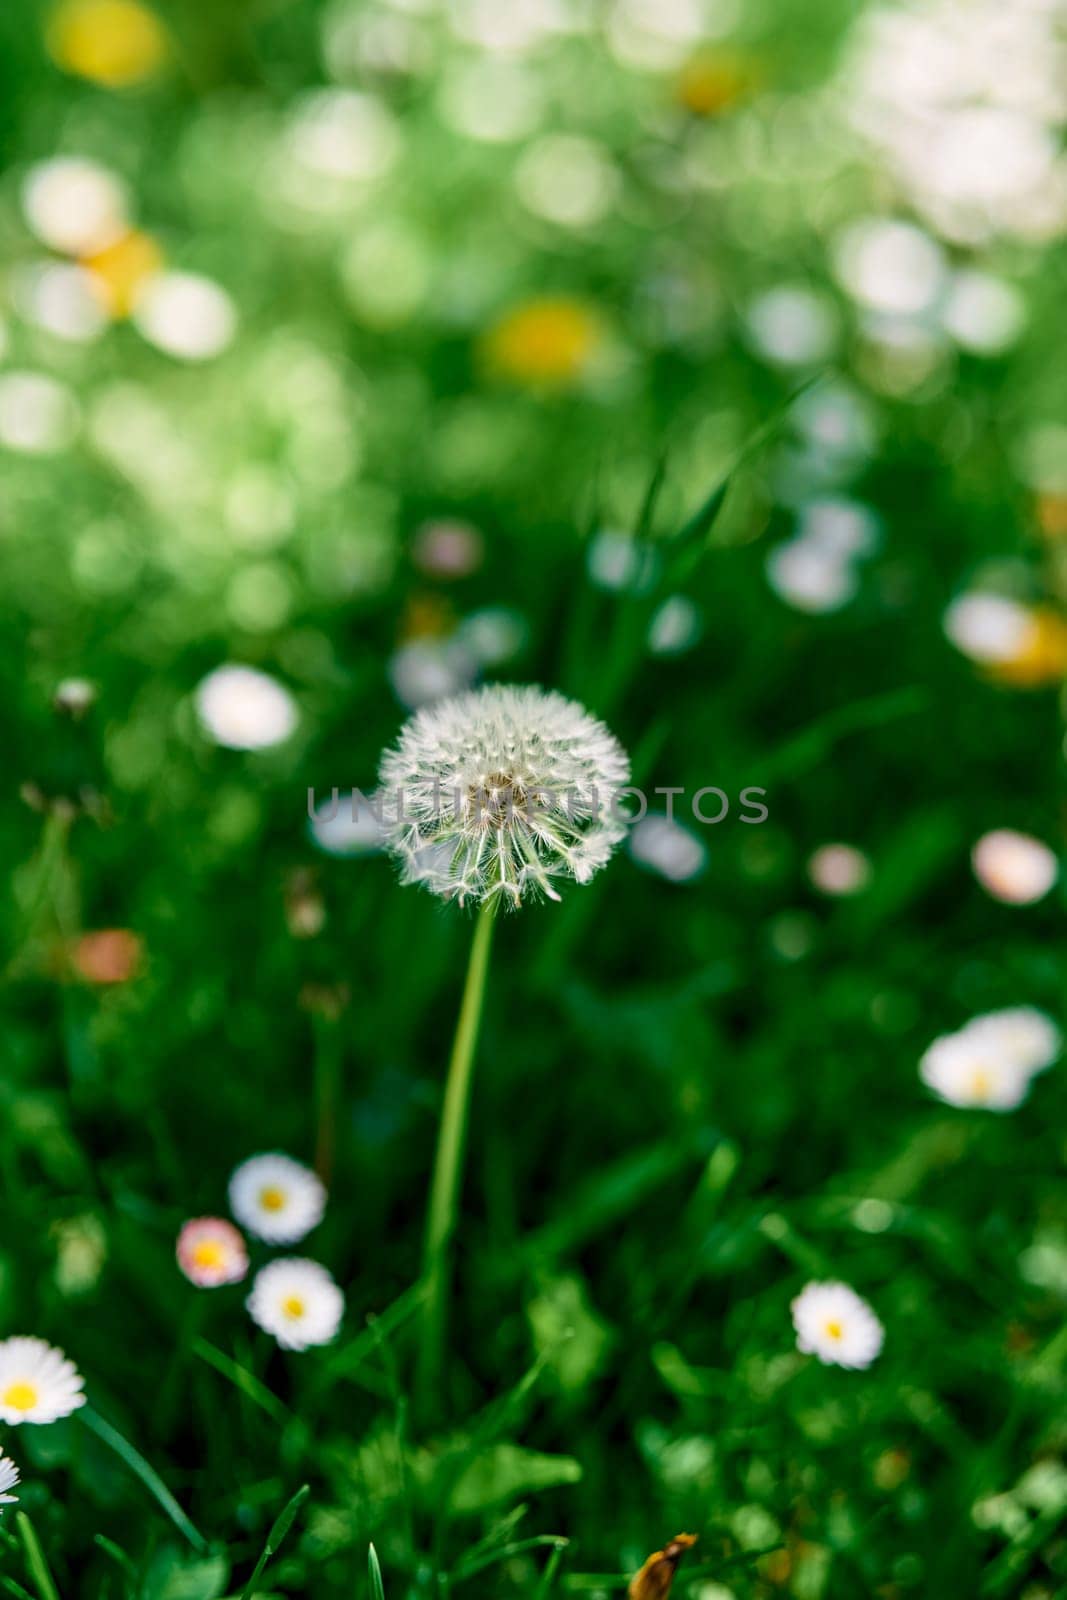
377,683,630,907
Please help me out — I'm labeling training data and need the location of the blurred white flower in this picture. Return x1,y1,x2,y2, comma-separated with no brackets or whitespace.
796,497,880,559
438,58,544,143
133,272,236,361
309,790,385,857
628,814,707,882
247,1259,344,1350
765,539,856,614
388,638,478,709
808,843,871,896
943,593,1033,664
412,519,483,579
377,683,630,906
964,1007,1060,1076
791,1282,884,1369
229,1153,326,1244
287,89,400,181
0,1338,86,1424
940,271,1026,355
0,1451,19,1506
972,829,1058,905
745,285,839,368
647,594,702,655
458,607,528,666
0,372,79,455
920,1030,1031,1111
176,1218,249,1288
11,261,109,343
21,156,128,255
224,466,296,549
515,135,618,228
587,531,659,594
833,219,947,317
195,665,298,751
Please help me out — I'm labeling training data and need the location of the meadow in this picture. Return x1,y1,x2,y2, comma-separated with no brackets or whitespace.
1,0,1065,1596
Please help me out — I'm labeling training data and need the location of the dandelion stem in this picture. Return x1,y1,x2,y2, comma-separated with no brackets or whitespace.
418,897,498,1409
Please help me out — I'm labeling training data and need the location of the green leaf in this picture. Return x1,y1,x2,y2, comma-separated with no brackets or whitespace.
448,1446,581,1515
80,1408,207,1553
15,1515,59,1600
238,1485,310,1600
527,1273,612,1392
141,1551,230,1600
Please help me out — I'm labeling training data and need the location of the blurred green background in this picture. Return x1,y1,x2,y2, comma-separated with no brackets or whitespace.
1,0,1066,1595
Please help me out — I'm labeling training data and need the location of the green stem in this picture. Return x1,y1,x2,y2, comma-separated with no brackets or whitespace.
313,1012,343,1186
418,898,498,1409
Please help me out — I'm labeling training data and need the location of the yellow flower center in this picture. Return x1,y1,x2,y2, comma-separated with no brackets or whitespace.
192,1240,226,1270
281,1296,305,1319
824,1320,844,1341
83,229,164,318
259,1186,287,1212
970,1069,992,1102
3,1381,39,1412
484,298,600,386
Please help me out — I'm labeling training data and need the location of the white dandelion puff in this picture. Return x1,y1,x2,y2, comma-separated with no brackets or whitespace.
246,1258,344,1351
0,1451,20,1506
791,1282,884,1369
228,1153,326,1244
376,683,631,907
0,1338,86,1425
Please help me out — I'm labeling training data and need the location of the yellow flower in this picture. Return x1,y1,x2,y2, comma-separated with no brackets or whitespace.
47,0,168,88
987,606,1067,688
482,297,602,389
676,52,758,117
82,228,163,317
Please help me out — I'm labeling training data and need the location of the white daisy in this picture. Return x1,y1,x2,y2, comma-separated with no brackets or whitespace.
920,1030,1031,1111
246,1258,344,1351
228,1153,326,1244
176,1217,249,1288
961,1008,1061,1077
972,829,1058,905
0,1337,86,1424
195,665,298,751
791,1281,884,1369
376,683,631,906
0,1451,20,1506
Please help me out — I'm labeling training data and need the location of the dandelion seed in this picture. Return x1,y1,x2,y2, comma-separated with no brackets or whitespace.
0,1338,86,1424
791,1282,884,1369
228,1153,326,1244
246,1259,344,1351
376,683,631,907
0,1451,19,1507
177,1218,249,1288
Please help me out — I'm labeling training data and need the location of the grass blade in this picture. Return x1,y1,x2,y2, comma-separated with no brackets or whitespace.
15,1514,60,1600
192,1338,293,1428
80,1406,207,1553
368,1543,386,1600
238,1484,310,1600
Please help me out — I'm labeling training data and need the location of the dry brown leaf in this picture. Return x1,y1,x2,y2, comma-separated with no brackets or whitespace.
628,1533,698,1600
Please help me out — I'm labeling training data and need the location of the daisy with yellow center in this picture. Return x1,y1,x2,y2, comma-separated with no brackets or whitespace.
246,1259,344,1351
920,1008,1059,1110
0,1337,86,1425
0,1450,19,1507
482,297,603,388
46,0,168,88
228,1153,326,1244
791,1282,884,1369
176,1217,249,1288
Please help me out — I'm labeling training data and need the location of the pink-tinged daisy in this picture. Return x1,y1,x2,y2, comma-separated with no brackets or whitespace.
176,1217,249,1288
0,1450,19,1507
246,1259,344,1351
0,1337,86,1424
791,1282,884,1369
228,1153,326,1245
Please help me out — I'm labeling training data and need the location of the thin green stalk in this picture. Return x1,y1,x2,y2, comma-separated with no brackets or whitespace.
313,1011,344,1186
417,897,498,1409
